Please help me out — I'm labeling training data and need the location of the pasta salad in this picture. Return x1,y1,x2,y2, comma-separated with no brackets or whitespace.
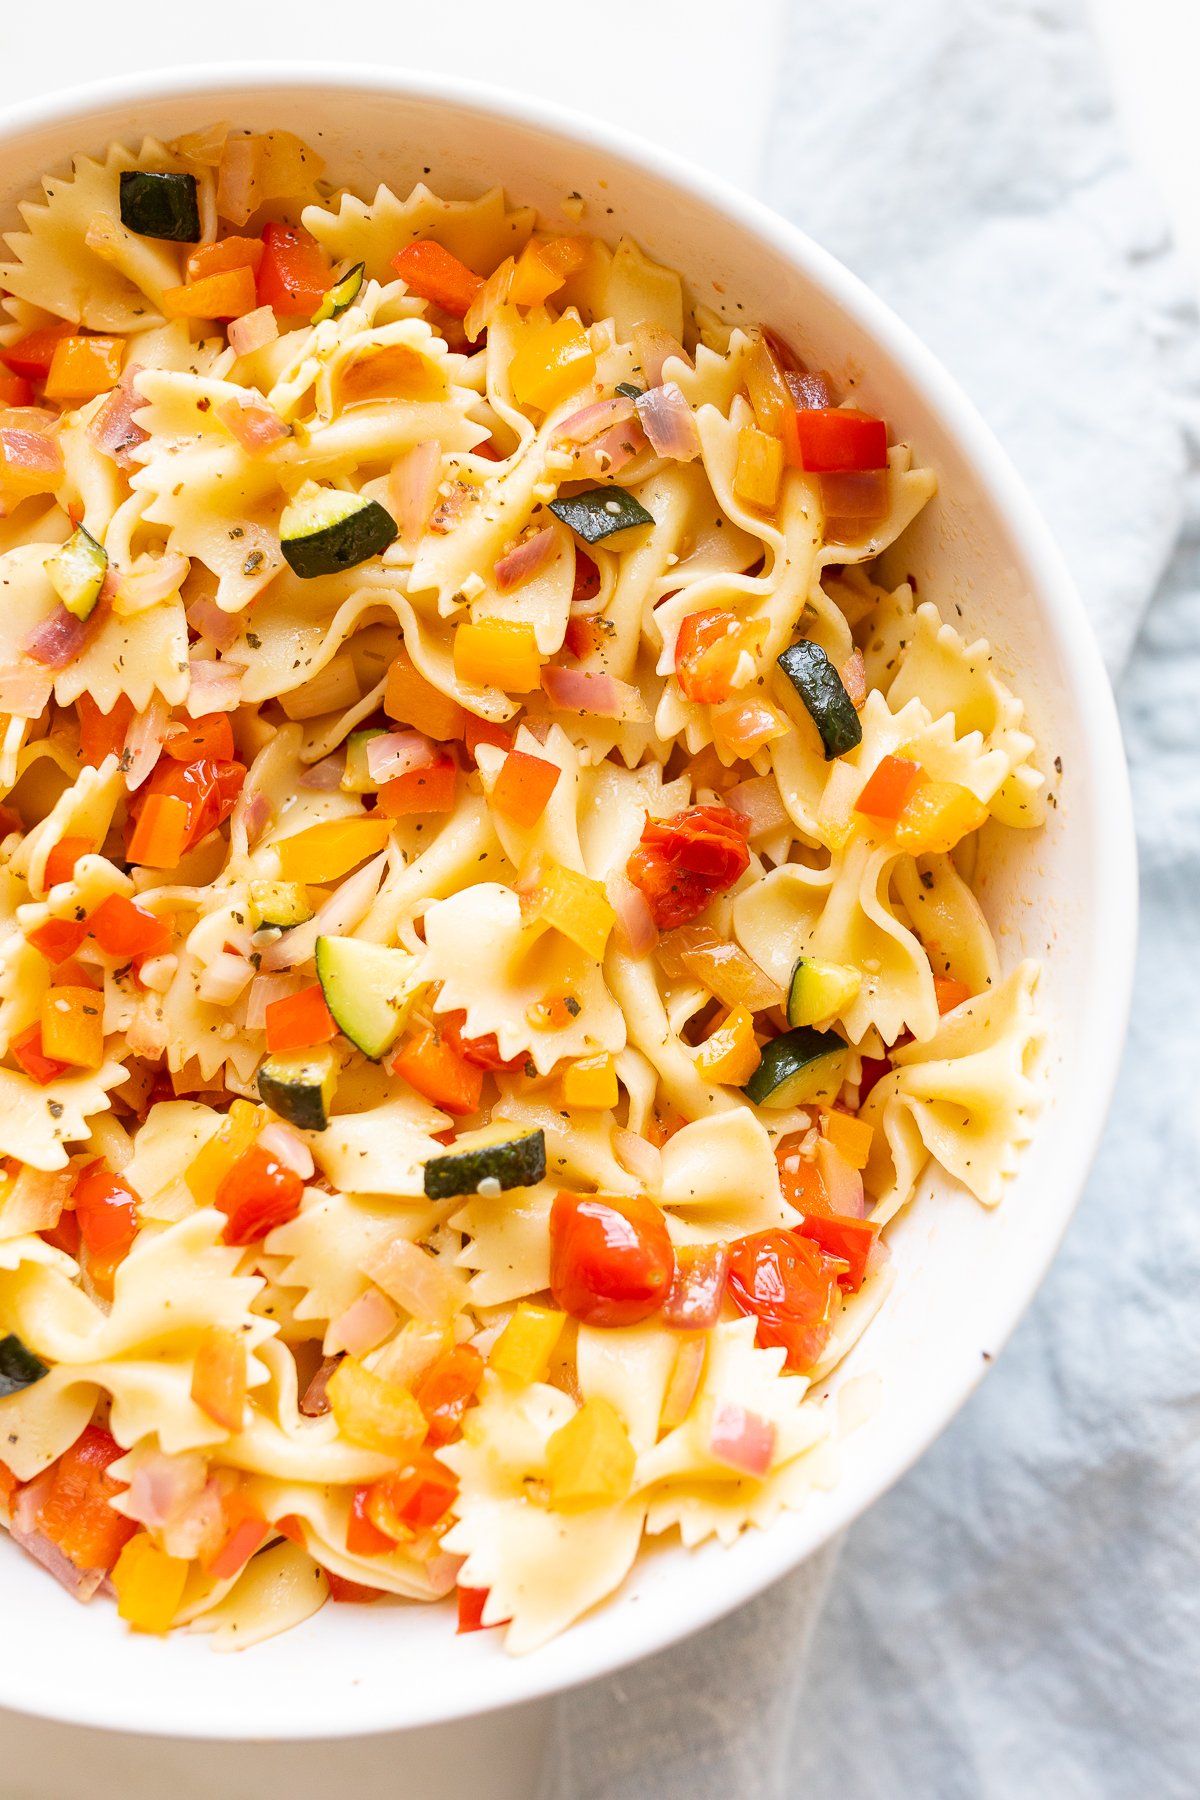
0,126,1044,1652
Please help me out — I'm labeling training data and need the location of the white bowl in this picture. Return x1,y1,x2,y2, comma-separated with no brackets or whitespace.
0,64,1136,1741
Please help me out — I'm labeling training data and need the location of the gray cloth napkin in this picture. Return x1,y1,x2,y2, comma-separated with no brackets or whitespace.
547,2,1200,1795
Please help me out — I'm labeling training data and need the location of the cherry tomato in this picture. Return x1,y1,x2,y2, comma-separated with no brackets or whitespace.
72,1163,140,1263
214,1145,303,1245
726,1228,844,1371
549,1191,675,1327
132,755,245,854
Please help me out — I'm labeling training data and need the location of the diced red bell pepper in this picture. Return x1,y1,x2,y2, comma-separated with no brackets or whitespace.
934,976,972,1014
363,1451,459,1540
564,614,608,660
214,1144,304,1245
0,325,71,380
549,1191,675,1328
391,241,483,319
439,1010,526,1074
131,755,246,854
0,369,34,405
391,1024,484,1116
87,893,172,960
10,1023,69,1085
43,836,93,890
263,984,336,1054
781,407,888,473
27,917,89,965
457,1584,509,1633
36,1425,136,1572
376,756,458,816
325,1570,387,1603
73,1162,140,1282
463,716,512,762
202,1491,269,1580
491,749,560,829
346,1484,396,1557
77,692,134,768
256,222,331,317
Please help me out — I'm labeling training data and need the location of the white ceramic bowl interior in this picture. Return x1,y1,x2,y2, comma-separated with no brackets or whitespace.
0,67,1136,1740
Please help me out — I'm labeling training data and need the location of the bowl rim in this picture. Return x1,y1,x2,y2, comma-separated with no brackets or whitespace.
0,60,1138,1740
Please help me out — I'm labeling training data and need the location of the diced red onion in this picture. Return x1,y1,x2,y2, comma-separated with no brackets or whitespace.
612,878,658,956
662,1244,729,1330
245,972,305,1030
555,397,636,446
660,1334,706,1430
366,731,436,784
0,662,54,718
786,369,834,410
196,950,254,1005
1,1165,75,1235
726,774,789,838
123,694,170,792
710,1400,776,1477
217,399,290,456
87,366,148,469
635,383,700,461
185,658,244,716
160,1478,226,1563
298,753,346,792
185,588,242,653
25,604,94,669
570,420,648,481
258,1121,315,1179
840,649,867,710
239,789,272,847
389,441,441,550
815,1137,866,1219
542,664,645,720
822,469,889,525
326,1287,399,1358
119,1449,207,1531
300,1355,342,1417
260,848,388,971
8,1521,106,1600
422,1549,466,1599
0,426,63,483
12,1468,54,1536
612,1128,662,1188
227,306,278,357
360,1237,464,1327
633,324,689,388
494,527,556,593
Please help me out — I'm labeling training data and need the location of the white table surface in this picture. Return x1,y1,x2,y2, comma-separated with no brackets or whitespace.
0,1,1186,1792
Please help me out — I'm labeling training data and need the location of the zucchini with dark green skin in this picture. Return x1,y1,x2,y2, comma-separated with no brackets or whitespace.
258,1046,338,1132
44,525,107,621
742,1025,848,1108
340,729,385,794
118,170,201,243
786,957,861,1027
0,1332,50,1398
247,881,314,930
777,639,862,759
549,487,654,544
423,1128,547,1200
315,936,420,1060
614,382,644,399
280,486,398,580
312,262,365,324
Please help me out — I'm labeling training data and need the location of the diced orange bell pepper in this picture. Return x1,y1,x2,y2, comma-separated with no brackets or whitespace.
491,748,560,828
695,1003,761,1085
454,619,542,692
546,1398,636,1508
264,983,336,1053
275,817,392,883
162,266,258,320
0,325,71,380
88,893,172,959
712,698,788,761
126,792,190,869
36,1425,136,1571
894,782,989,854
733,425,784,510
112,1533,190,1633
43,835,94,889
187,235,265,281
821,1109,874,1170
674,608,759,705
0,368,33,406
933,975,973,1014
391,240,484,319
854,754,924,821
464,714,513,761
391,1024,483,1116
191,1324,248,1432
327,1357,428,1460
376,756,458,817
27,917,89,965
346,1483,396,1556
256,221,330,316
517,857,616,962
363,1450,459,1539
383,644,467,741
560,1054,619,1110
488,1303,566,1384
43,336,123,402
39,985,104,1069
509,235,588,308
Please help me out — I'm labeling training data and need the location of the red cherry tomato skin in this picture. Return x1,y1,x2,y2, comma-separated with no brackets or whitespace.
549,1191,675,1327
214,1146,304,1246
726,1229,844,1372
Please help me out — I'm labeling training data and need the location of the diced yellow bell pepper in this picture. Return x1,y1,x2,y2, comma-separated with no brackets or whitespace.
112,1533,190,1634
509,316,596,413
546,1397,636,1509
275,817,392,884
185,1097,259,1204
39,985,104,1068
327,1356,428,1459
519,859,617,963
893,780,989,854
509,236,589,309
453,618,542,693
733,425,783,511
561,1054,619,1111
694,1003,761,1085
489,1303,566,1384
821,1108,874,1170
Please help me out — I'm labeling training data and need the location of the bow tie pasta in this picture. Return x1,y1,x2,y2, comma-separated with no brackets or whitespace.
0,124,1045,1650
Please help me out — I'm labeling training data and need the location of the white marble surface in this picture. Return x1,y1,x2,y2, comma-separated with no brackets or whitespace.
0,3,1189,1794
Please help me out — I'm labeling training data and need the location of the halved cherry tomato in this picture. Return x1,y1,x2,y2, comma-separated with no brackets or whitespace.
214,1145,304,1245
626,805,751,930
257,221,330,316
162,713,236,763
549,1190,675,1328
674,609,756,705
73,1162,140,1282
131,754,245,854
726,1228,844,1371
9,1024,69,1085
36,1425,135,1572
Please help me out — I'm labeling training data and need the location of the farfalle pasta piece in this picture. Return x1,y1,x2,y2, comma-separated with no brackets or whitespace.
304,181,535,286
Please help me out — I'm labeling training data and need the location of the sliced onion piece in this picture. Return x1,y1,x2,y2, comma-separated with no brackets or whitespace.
633,323,690,389
365,730,436,784
815,1136,866,1219
8,1522,106,1601
88,365,148,469
327,1287,399,1358
196,950,254,1006
122,693,170,792
0,425,63,491
1,1165,75,1236
726,774,789,838
660,1334,707,1430
217,398,290,456
185,657,245,716
494,527,555,593
258,1121,315,1180
635,383,700,461
612,1127,662,1189
709,1400,776,1477
662,1244,729,1330
542,664,646,721
298,752,346,792
554,396,635,446
360,1236,465,1327
0,662,54,718
389,441,442,551
612,878,658,957
840,647,868,709
25,604,94,669
569,418,648,481
117,1448,208,1532
185,586,242,653
115,552,190,617
227,306,278,358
